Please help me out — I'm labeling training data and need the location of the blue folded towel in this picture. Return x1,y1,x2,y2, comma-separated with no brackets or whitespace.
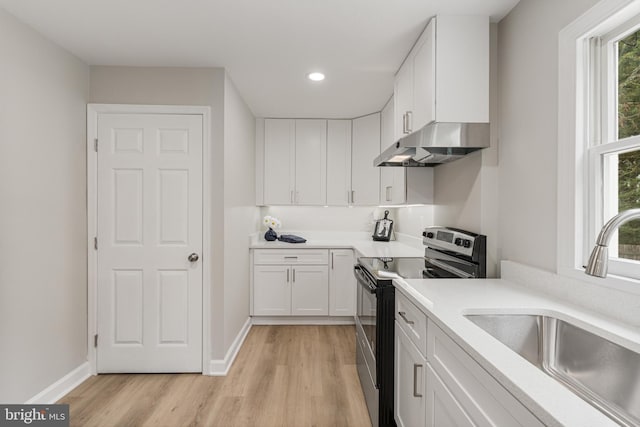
277,234,307,243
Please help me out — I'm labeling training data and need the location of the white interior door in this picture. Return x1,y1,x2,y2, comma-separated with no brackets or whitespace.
96,113,203,373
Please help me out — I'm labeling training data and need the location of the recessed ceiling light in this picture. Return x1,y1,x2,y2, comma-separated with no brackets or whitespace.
307,72,325,82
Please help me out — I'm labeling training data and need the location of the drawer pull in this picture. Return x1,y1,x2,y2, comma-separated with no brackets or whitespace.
284,256,298,259
413,364,423,397
399,311,415,325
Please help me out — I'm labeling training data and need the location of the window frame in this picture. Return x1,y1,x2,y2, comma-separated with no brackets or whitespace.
558,0,640,293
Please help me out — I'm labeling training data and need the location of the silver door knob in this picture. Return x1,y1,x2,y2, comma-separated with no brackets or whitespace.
188,253,199,262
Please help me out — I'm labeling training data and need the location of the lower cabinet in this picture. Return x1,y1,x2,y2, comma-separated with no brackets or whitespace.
290,265,329,315
252,265,291,315
253,264,328,315
395,322,426,427
426,364,474,427
394,290,545,427
426,322,544,427
329,249,356,316
252,249,355,318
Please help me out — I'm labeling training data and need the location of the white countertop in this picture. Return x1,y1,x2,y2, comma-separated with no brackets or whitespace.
250,236,424,258
394,277,640,427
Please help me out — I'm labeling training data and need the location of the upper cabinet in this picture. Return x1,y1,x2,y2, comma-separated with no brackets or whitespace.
295,120,327,205
260,119,327,206
351,113,381,206
382,96,434,205
262,119,295,205
394,16,489,141
257,117,381,206
326,120,352,206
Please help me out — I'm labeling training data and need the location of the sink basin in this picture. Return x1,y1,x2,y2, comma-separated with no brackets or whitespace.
465,313,640,427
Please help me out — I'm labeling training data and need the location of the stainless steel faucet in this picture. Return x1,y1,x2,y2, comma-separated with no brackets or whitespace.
585,208,640,277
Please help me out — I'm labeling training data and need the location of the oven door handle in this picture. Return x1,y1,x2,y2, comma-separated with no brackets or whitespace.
354,265,377,294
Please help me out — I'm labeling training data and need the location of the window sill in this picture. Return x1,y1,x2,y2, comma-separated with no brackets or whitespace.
558,266,640,296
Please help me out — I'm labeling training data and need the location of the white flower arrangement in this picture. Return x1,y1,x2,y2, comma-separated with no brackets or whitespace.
263,215,282,230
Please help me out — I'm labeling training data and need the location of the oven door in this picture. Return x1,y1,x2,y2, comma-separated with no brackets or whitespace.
355,265,378,361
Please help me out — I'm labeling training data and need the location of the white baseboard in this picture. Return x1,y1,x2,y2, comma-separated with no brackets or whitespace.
207,318,252,376
26,362,91,404
250,316,355,325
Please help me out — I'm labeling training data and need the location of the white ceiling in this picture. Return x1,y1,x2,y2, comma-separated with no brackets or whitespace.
0,0,520,118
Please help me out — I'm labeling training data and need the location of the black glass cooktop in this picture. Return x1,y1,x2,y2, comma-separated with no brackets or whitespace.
358,257,426,281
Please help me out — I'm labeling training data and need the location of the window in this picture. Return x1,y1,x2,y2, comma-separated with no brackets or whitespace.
589,18,640,279
558,0,640,289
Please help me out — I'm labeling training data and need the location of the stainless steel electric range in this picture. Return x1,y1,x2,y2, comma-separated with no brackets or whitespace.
354,226,487,427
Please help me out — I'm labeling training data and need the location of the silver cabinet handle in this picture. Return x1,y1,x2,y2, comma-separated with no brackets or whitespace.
351,190,355,204
188,253,199,262
402,112,407,134
284,256,298,259
406,111,413,133
386,186,392,202
331,252,334,270
413,364,423,397
287,269,290,282
292,268,296,283
398,311,414,325
347,190,351,204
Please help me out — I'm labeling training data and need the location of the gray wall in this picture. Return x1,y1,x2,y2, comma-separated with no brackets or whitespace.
0,8,89,402
222,73,258,351
89,66,256,362
496,0,599,272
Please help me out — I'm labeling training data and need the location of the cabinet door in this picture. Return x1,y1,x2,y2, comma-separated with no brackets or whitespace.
412,18,436,130
380,98,395,204
395,323,427,427
264,119,295,205
394,59,414,141
426,364,475,427
351,113,380,206
253,265,291,315
326,120,352,206
291,265,329,315
329,249,355,316
295,119,327,205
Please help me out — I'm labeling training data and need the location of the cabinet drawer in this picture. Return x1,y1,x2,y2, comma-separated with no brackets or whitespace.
253,249,329,265
395,291,428,357
427,321,544,427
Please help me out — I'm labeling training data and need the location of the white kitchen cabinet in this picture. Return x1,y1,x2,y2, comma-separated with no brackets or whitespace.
326,120,352,206
380,97,400,203
426,364,474,427
381,96,434,206
252,249,329,316
253,265,291,316
395,322,427,427
394,56,415,141
295,119,327,205
262,118,327,205
394,16,489,140
263,119,295,205
290,265,329,315
427,320,544,427
329,249,356,316
351,113,380,206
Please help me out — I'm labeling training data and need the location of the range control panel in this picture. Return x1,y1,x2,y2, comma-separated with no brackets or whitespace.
422,226,480,258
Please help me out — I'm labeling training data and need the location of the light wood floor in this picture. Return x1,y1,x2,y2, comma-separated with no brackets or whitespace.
58,325,372,427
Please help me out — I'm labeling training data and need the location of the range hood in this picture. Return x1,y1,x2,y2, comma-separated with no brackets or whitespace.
374,122,490,167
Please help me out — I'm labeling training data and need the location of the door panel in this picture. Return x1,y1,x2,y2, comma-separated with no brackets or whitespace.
291,265,329,315
295,120,327,205
97,113,203,373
